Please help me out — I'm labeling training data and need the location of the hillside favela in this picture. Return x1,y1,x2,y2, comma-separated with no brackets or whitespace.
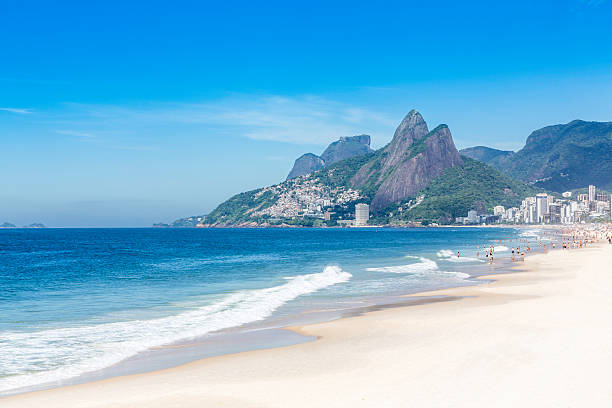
2,2,612,408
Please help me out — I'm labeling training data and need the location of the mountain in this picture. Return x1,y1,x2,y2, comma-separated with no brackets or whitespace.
0,222,16,228
26,223,46,228
153,215,206,228
320,135,373,165
351,111,463,210
286,135,372,179
459,146,514,168
286,153,325,180
193,110,532,227
462,120,612,192
390,157,539,224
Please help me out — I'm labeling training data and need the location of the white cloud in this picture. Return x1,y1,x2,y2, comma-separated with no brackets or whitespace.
55,130,96,139
0,107,32,114
48,95,397,147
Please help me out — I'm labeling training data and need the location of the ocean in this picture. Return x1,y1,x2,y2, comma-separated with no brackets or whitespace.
0,227,542,395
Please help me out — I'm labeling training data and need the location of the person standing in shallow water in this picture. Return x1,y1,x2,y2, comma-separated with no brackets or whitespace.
457,251,460,258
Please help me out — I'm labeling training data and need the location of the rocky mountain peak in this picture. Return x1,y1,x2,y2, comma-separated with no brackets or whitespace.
351,111,462,210
287,134,373,180
286,153,325,180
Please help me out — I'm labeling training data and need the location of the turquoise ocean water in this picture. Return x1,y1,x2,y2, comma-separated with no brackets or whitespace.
0,227,542,394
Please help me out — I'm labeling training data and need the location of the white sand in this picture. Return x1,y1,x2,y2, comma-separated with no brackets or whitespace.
4,243,612,407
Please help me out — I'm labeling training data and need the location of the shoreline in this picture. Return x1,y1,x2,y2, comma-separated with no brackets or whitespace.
2,227,527,398
6,230,611,406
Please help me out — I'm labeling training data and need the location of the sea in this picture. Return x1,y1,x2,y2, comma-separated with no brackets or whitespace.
0,227,546,396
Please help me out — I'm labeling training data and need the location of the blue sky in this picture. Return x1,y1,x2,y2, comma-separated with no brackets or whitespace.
1,0,611,227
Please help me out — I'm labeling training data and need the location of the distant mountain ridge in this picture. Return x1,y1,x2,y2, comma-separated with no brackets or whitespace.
461,120,612,192
186,110,537,227
0,222,46,228
286,134,373,179
459,146,514,168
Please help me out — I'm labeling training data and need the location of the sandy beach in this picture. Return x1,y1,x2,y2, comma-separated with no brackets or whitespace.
4,240,612,407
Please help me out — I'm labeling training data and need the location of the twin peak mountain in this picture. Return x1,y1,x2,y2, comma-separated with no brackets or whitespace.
287,110,462,210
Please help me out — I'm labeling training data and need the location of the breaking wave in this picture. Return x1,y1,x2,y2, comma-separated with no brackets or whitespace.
0,266,351,394
367,257,439,273
437,249,454,258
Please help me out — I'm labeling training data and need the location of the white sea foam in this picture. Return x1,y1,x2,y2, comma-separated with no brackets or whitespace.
0,265,351,394
495,245,509,252
520,229,541,238
436,249,454,258
437,249,483,263
445,271,471,279
367,258,472,282
367,257,439,273
445,256,485,263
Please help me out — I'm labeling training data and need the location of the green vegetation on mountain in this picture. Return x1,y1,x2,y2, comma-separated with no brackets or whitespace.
401,157,539,223
463,120,612,192
459,146,514,167
313,151,380,196
205,188,271,225
286,135,372,180
369,157,540,225
174,110,545,227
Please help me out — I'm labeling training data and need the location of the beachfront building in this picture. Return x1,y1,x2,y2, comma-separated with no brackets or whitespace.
536,193,549,223
493,206,505,216
355,203,370,226
589,185,596,202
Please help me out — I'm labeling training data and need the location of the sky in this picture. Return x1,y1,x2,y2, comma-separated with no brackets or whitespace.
1,0,612,227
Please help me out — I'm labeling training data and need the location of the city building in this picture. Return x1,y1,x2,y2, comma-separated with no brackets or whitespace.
589,185,596,202
355,203,370,226
467,210,479,224
562,191,572,198
535,193,549,223
493,205,505,216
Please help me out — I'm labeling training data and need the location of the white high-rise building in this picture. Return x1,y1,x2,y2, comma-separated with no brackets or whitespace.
589,185,596,202
493,206,505,216
536,193,548,223
355,203,370,226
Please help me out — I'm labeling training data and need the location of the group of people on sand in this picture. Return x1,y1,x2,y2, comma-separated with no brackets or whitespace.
456,224,612,266
558,224,611,249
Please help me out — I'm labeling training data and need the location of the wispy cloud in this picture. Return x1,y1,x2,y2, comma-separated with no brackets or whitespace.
0,107,33,114
55,130,96,139
46,95,396,147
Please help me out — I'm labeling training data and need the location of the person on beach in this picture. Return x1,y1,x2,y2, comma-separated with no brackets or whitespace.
457,251,460,258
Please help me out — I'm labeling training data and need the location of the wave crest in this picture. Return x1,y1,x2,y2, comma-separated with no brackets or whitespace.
367,257,438,274
0,266,351,394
